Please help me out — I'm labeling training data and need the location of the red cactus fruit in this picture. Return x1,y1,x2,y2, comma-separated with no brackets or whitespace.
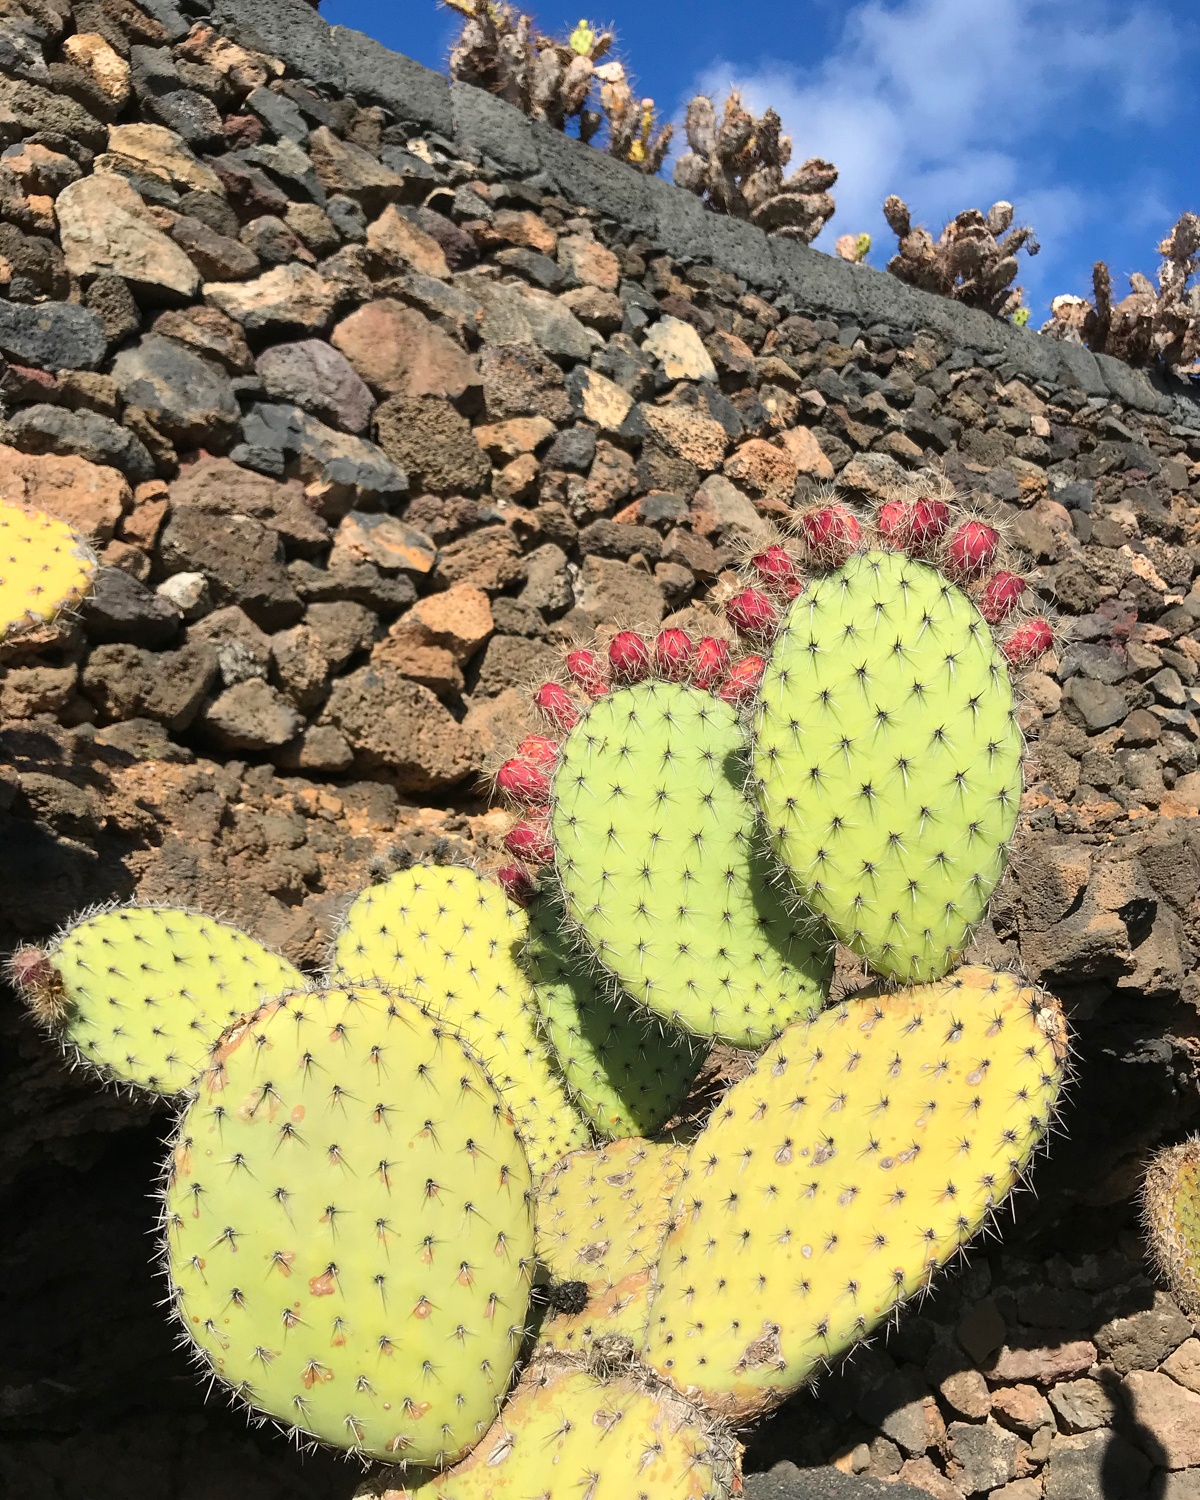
496,757,551,808
725,587,779,645
691,636,731,691
608,630,651,684
946,519,1000,581
534,682,579,731
516,734,559,768
1003,617,1054,668
750,545,804,599
875,498,911,547
905,497,951,556
496,863,537,905
654,627,694,681
8,945,65,1023
978,570,1028,625
504,817,554,864
565,648,608,699
801,504,862,568
719,654,766,705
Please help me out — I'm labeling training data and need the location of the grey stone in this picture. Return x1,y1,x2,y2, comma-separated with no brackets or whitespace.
946,1420,1017,1494
254,339,374,434
1043,1431,1151,1500
706,210,780,290
2,405,156,482
331,24,453,134
82,567,181,649
1048,1379,1117,1433
469,278,593,362
530,119,656,236
160,507,303,632
322,662,476,790
147,90,224,151
136,0,190,41
239,138,325,206
156,571,210,619
1055,340,1108,396
1064,677,1129,732
0,300,106,372
82,641,218,731
289,557,416,614
130,45,180,99
744,1463,930,1500
772,237,865,321
0,77,106,151
326,195,368,242
236,401,406,496
245,85,309,143
213,0,343,89
1094,1293,1192,1374
450,80,538,174
201,677,304,751
1096,351,1174,414
112,335,240,447
189,605,272,687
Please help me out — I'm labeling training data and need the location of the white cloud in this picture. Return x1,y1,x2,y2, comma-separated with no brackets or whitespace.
679,0,1186,312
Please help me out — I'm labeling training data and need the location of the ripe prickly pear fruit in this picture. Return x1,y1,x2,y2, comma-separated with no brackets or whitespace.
505,816,555,864
690,635,730,690
497,863,537,905
162,985,535,1464
751,545,803,599
13,906,305,1096
375,1359,740,1499
535,681,579,730
518,734,560,768
755,549,1023,982
800,503,861,567
523,887,704,1139
945,518,1000,581
608,630,651,684
1143,1138,1200,1319
0,498,96,640
718,654,765,705
725,587,779,644
875,498,910,547
496,757,552,808
979,570,1028,624
641,967,1067,1419
566,649,608,698
536,1139,685,1354
654,627,694,680
905,496,951,556
331,866,588,1173
1003,616,1053,667
550,679,832,1045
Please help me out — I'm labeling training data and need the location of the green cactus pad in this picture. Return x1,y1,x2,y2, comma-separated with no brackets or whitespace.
163,985,535,1465
330,866,589,1174
24,906,304,1095
1143,1139,1200,1320
377,1360,739,1500
524,890,705,1139
550,682,833,1048
640,966,1067,1419
754,550,1023,982
536,1138,684,1356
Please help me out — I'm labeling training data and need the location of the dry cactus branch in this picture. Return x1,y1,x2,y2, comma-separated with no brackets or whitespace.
674,90,837,244
883,194,1039,319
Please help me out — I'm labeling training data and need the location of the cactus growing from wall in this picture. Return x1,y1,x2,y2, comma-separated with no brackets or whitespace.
883,196,1039,319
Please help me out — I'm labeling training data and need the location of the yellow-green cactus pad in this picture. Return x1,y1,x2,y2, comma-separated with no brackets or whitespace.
754,550,1023,982
1143,1138,1200,1319
524,889,705,1139
551,682,833,1047
331,866,589,1174
536,1138,685,1356
163,986,535,1465
367,1360,739,1500
19,905,305,1095
641,966,1067,1419
0,498,95,639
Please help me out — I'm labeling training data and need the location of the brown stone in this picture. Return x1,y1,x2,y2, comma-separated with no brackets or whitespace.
0,443,130,544
205,263,338,335
57,174,200,299
725,437,799,501
328,512,437,576
373,393,490,496
434,526,523,592
897,1456,964,1500
643,315,717,381
474,416,555,461
779,423,836,478
491,209,557,256
0,662,77,718
558,234,620,292
370,638,463,699
322,663,476,790
583,440,637,513
572,368,633,432
1123,1370,1200,1468
492,452,540,504
480,344,570,423
151,306,254,374
306,125,406,209
985,1338,1096,1385
101,124,223,196
385,584,493,662
642,405,729,470
990,1383,1053,1435
366,204,450,279
332,299,478,400
575,554,666,629
558,284,623,334
939,1369,992,1420
61,33,130,107
1162,1338,1200,1395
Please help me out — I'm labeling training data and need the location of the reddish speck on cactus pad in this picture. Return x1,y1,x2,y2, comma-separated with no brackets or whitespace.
979,571,1028,625
801,503,861,567
1004,616,1054,667
8,945,66,1023
946,519,1000,581
517,734,559,768
608,631,651,684
504,817,554,864
654,628,694,680
905,497,951,555
719,654,766,704
535,681,579,730
496,863,536,905
875,498,910,546
725,587,779,644
691,636,730,691
751,545,804,599
496,757,551,807
565,648,608,699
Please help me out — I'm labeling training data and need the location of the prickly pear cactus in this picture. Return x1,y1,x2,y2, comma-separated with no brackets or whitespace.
1143,1138,1200,1319
0,497,95,640
330,866,588,1173
362,1359,740,1499
12,906,305,1095
162,985,536,1465
503,658,834,1047
640,966,1067,1418
524,887,704,1138
752,538,1024,981
536,1138,684,1355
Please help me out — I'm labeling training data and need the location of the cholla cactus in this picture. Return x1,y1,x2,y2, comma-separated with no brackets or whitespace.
597,62,673,173
674,91,837,243
883,195,1039,318
835,231,871,263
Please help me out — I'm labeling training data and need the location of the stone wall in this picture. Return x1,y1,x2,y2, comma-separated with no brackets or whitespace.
4,1,1200,1497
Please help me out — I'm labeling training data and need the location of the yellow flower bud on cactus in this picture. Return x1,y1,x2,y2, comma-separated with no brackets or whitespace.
569,18,595,55
855,231,872,260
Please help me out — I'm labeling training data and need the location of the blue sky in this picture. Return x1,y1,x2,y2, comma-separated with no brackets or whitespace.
324,0,1200,324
